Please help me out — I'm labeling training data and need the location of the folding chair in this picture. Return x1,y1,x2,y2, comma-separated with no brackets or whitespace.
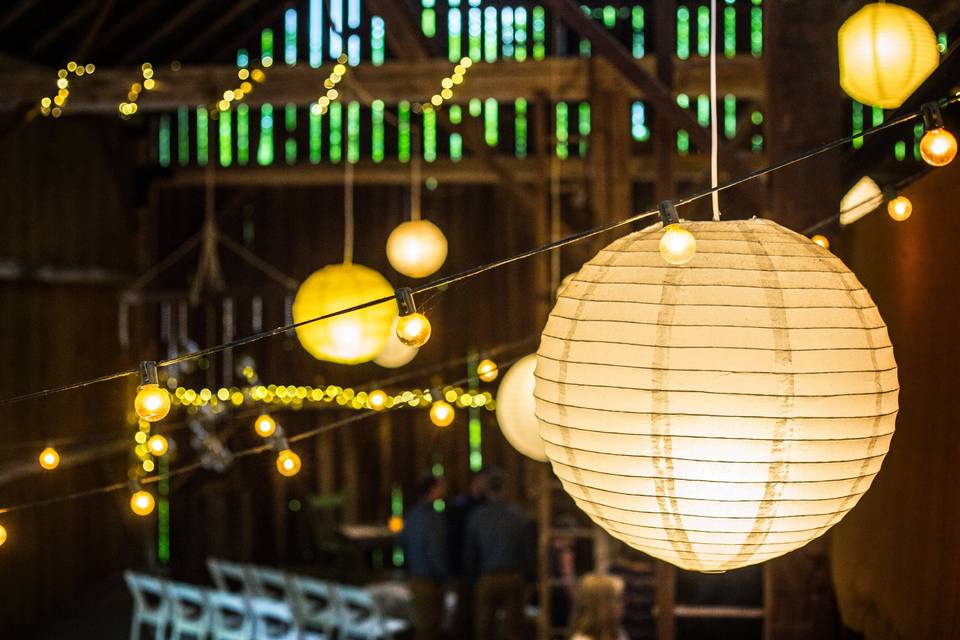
249,597,324,640
209,590,255,640
248,565,291,602
124,571,170,640
289,575,342,639
167,581,212,640
208,558,255,595
336,585,410,640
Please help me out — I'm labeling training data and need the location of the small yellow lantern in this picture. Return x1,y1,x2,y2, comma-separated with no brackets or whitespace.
386,220,449,278
838,3,939,109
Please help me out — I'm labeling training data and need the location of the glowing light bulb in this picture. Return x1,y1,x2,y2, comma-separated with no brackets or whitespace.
659,224,697,265
276,450,302,477
919,128,957,166
254,414,277,438
38,447,60,470
396,313,431,347
388,515,404,533
135,384,171,422
430,400,455,427
477,359,499,383
146,434,169,457
887,196,913,222
812,234,830,249
0,524,7,547
368,390,388,411
130,490,156,516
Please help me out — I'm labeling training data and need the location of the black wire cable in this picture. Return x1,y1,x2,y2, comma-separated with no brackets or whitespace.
0,95,956,409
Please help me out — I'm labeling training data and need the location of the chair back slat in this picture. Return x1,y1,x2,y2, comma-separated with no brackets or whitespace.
209,590,254,640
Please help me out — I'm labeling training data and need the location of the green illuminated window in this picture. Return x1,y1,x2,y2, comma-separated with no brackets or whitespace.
677,6,690,59
556,102,569,159
285,103,297,165
424,109,437,162
450,132,462,161
158,114,171,167
676,94,689,154
484,7,498,62
197,106,209,166
502,7,514,58
257,104,273,165
284,8,297,65
894,140,906,161
515,97,527,157
514,7,527,61
872,105,884,128
449,104,462,124
632,6,645,58
261,28,274,67
603,5,616,28
371,16,385,65
237,103,249,165
532,6,546,60
158,457,170,564
469,98,482,117
938,32,948,54
578,101,590,157
724,94,736,139
309,0,323,67
329,102,342,163
724,6,736,57
631,102,649,141
448,6,462,62
309,104,322,163
697,95,709,127
750,3,762,57
347,101,359,163
751,133,763,152
913,122,923,160
422,0,436,37
399,101,411,162
219,108,232,167
469,414,482,471
484,98,498,147
468,6,482,61
372,100,385,162
697,6,709,56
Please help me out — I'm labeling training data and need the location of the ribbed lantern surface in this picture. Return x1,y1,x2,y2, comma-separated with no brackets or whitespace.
535,219,898,572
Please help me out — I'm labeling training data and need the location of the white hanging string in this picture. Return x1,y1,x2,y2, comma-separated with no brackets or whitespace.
343,159,355,264
710,0,722,221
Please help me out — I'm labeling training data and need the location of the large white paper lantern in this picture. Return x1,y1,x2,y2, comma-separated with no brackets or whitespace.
495,354,547,462
535,218,898,572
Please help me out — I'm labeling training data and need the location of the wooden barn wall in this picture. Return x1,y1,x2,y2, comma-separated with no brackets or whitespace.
830,161,960,637
0,118,148,630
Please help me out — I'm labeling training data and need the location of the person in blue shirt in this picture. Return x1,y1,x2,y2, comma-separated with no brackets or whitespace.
465,469,532,640
401,474,448,640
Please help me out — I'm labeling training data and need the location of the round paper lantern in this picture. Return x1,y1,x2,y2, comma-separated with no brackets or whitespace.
536,219,898,572
496,354,548,462
386,220,448,278
374,316,419,368
838,2,939,109
292,263,397,364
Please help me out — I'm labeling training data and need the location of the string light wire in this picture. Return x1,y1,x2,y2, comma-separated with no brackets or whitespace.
0,95,957,409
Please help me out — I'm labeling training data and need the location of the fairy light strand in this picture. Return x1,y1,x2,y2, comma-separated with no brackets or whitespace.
2,96,957,408
39,61,95,118
118,63,157,117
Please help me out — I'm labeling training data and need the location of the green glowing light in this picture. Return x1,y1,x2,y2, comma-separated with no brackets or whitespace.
284,8,297,65
197,106,209,166
422,0,436,37
329,102,342,163
450,132,462,161
257,104,273,165
484,6,498,62
449,104,462,124
578,101,590,157
309,104,322,163
514,7,527,61
677,6,690,59
285,103,297,165
532,6,546,60
484,98,498,147
372,99,385,162
696,94,709,127
631,101,649,141
237,104,249,165
751,133,763,152
750,6,762,57
158,456,170,564
371,16,385,66
724,6,736,58
158,114,171,167
894,140,906,161
556,102,569,159
448,6,462,62
677,129,689,155
219,108,232,167
852,100,863,150
399,101,411,162
515,97,527,157
632,6,645,58
261,28,274,67
697,6,709,57
724,94,736,139
501,7,515,58
424,108,437,162
347,101,359,163
469,98,482,117
469,7,482,61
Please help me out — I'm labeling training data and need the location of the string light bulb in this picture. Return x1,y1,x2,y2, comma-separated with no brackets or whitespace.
477,359,499,383
254,414,277,438
919,103,957,167
130,490,156,517
887,196,913,222
368,390,388,411
812,234,830,249
135,362,170,422
0,524,7,547
395,288,432,348
658,201,697,265
429,399,455,427
388,515,404,533
38,447,60,470
276,449,302,477
146,434,169,457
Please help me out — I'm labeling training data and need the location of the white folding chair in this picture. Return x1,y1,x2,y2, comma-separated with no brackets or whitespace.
250,597,324,640
289,575,341,639
209,590,255,640
124,571,171,640
248,565,291,602
208,558,255,595
167,581,212,640
336,585,410,640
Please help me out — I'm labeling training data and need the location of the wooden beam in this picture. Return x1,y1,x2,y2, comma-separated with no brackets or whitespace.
30,0,98,55
75,0,117,62
0,57,765,114
122,0,216,64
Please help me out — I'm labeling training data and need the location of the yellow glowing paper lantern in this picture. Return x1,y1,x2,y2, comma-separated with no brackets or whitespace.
477,359,499,383
374,316,420,368
536,219,898,572
146,434,169,457
254,414,277,438
38,447,60,470
494,354,547,462
887,196,913,221
277,449,302,477
130,490,156,517
292,263,397,364
386,220,449,278
0,524,7,547
135,384,171,422
838,3,939,109
429,400,455,427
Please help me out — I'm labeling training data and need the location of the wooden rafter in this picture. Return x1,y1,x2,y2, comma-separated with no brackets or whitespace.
0,0,39,33
30,0,98,55
175,0,261,62
122,0,217,64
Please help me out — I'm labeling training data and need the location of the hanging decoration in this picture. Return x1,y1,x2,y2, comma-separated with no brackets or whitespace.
887,196,913,221
535,219,898,572
38,447,61,471
839,176,883,226
838,2,939,109
918,104,958,167
39,61,95,117
495,354,547,462
118,63,157,117
374,316,420,368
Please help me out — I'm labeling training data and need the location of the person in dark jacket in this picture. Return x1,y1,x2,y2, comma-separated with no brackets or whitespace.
447,469,490,639
464,469,530,640
401,474,448,640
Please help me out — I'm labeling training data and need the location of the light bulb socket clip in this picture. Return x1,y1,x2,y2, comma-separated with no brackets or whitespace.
138,361,159,386
272,431,290,451
429,387,443,404
659,201,680,227
921,102,945,131
396,287,417,316
881,186,899,202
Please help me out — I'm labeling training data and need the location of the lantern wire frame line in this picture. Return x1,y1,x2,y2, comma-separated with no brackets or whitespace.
0,95,957,409
0,354,527,516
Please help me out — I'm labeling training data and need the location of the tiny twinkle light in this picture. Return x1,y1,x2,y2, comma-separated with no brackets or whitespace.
368,389,388,411
395,288,432,348
430,398,455,428
919,104,957,167
388,515,404,533
135,361,170,422
254,413,278,438
477,359,499,383
130,490,156,517
888,195,913,222
812,234,831,249
38,446,60,470
146,434,169,457
276,449,302,477
658,201,696,265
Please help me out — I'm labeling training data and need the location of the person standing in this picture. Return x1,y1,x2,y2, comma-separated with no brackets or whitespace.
464,469,531,640
447,470,490,639
401,475,449,640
